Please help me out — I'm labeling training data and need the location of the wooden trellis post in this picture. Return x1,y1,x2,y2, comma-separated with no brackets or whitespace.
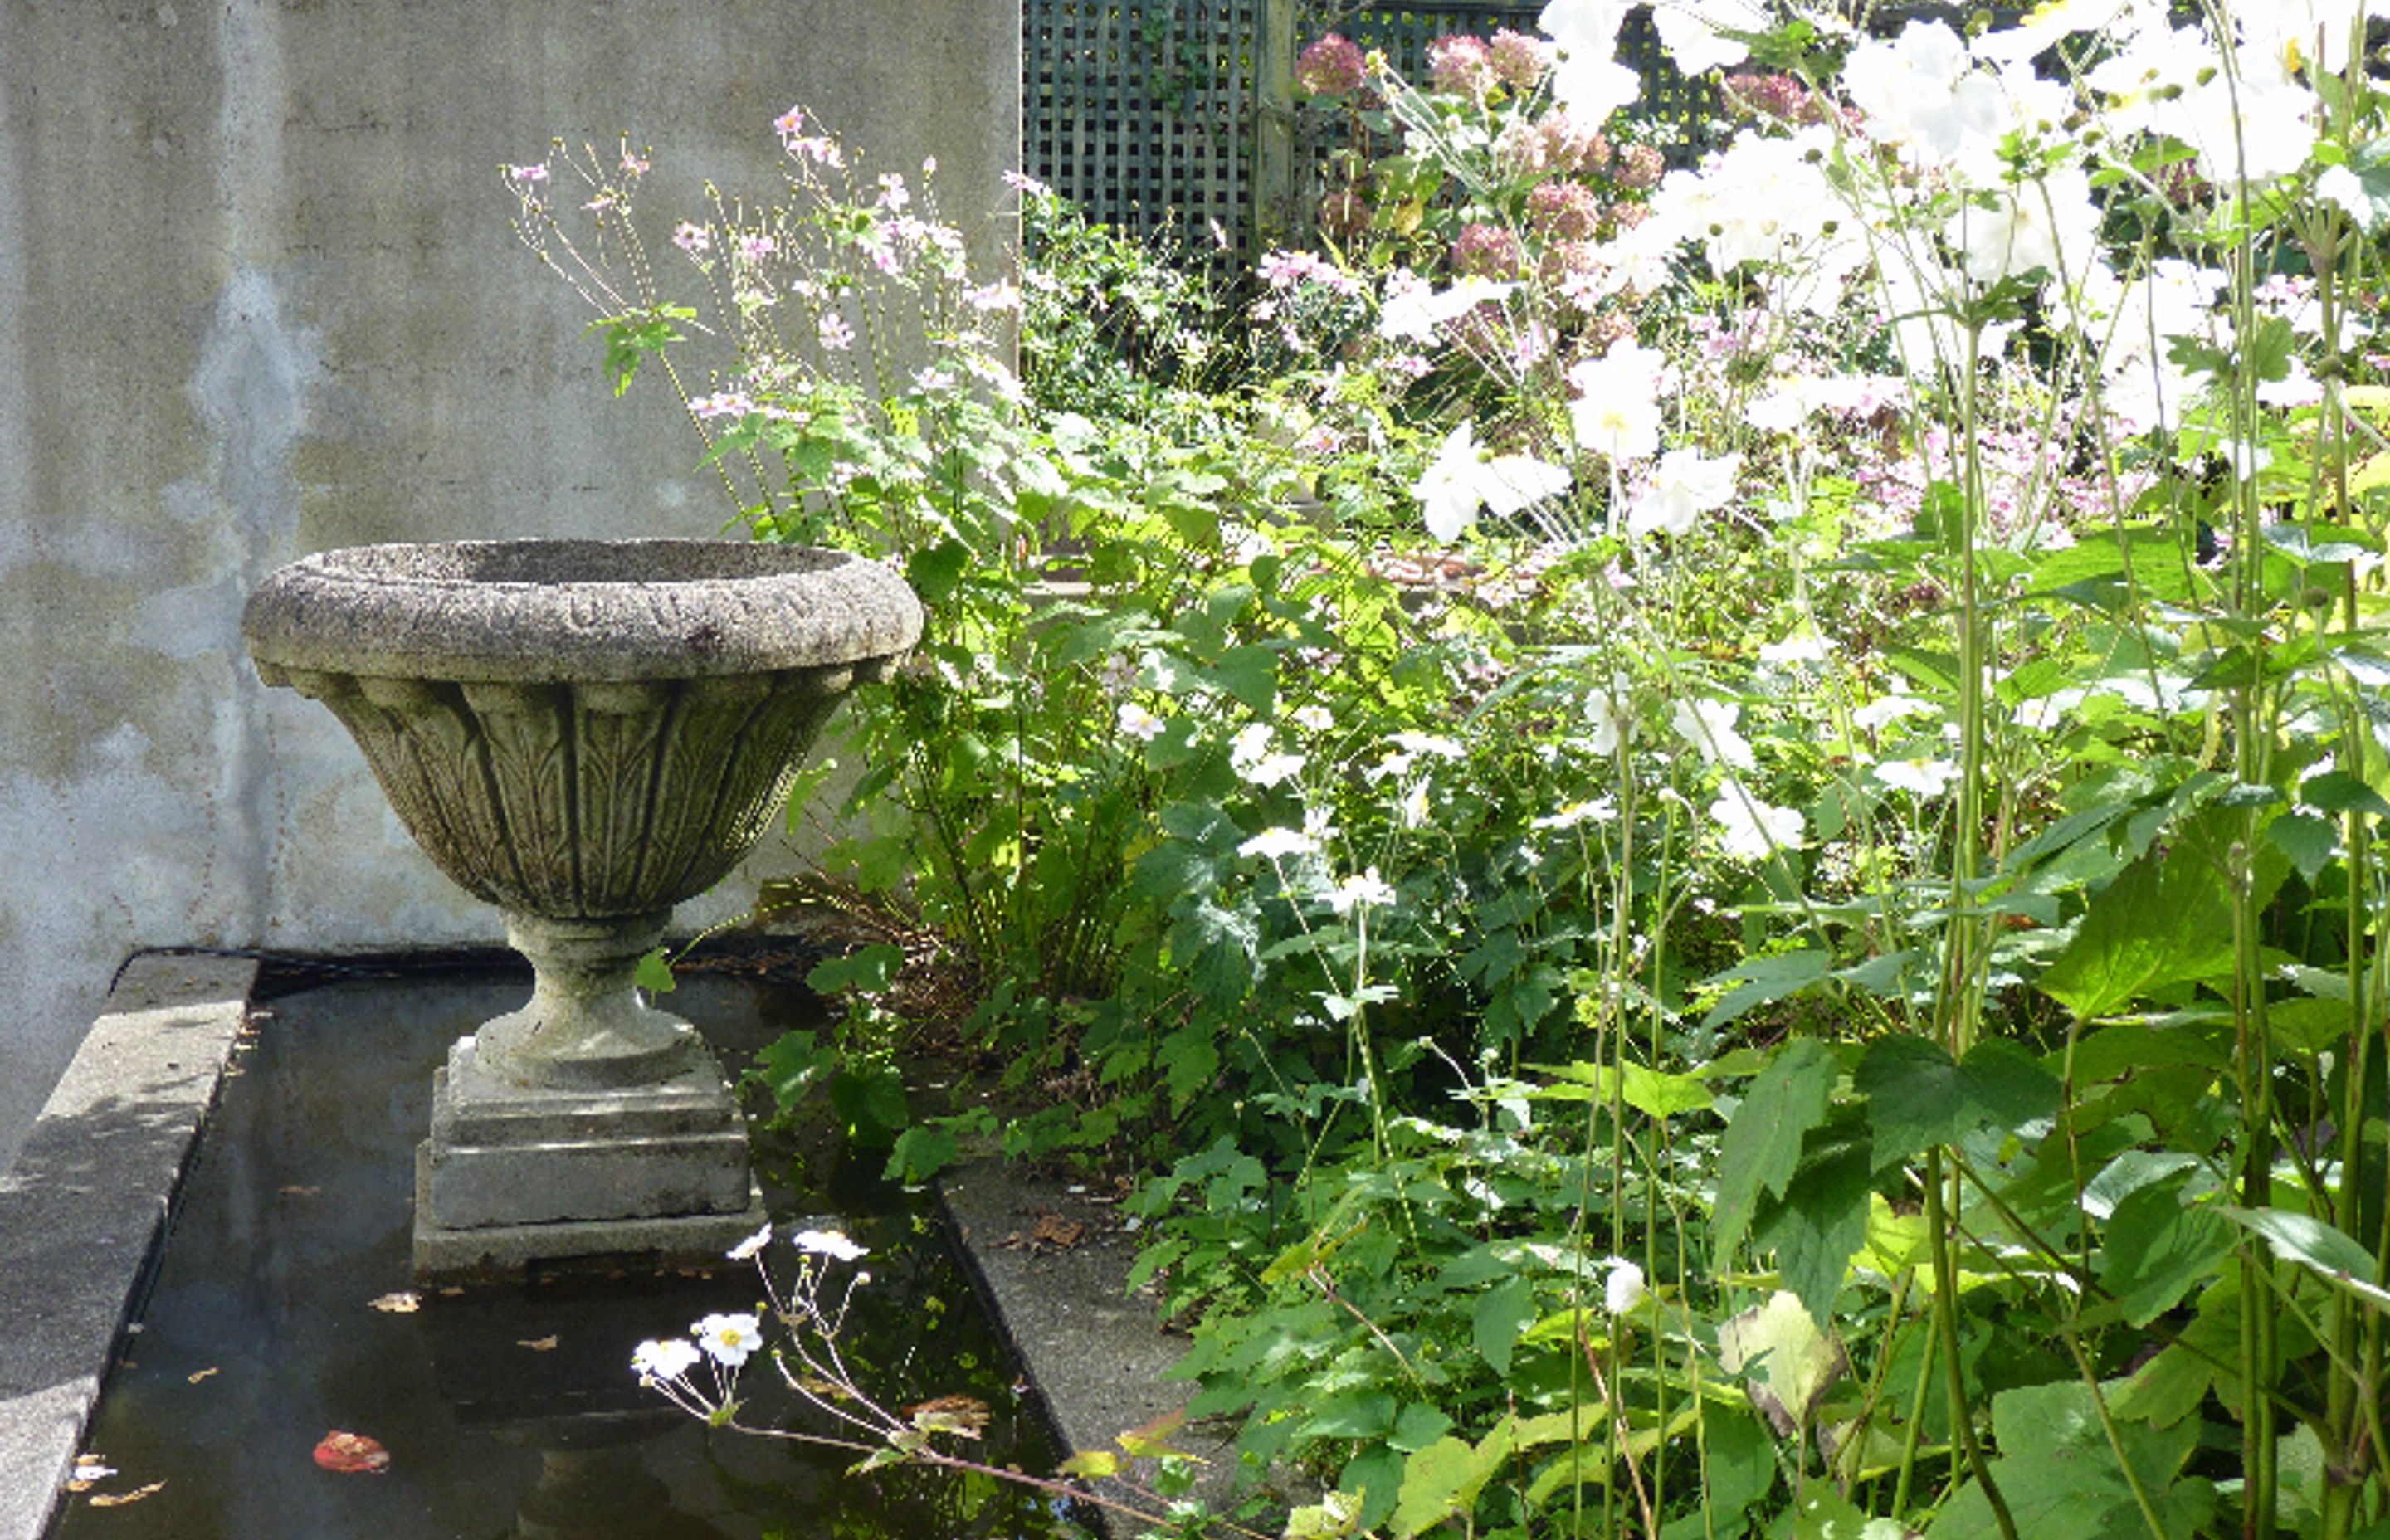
1253,0,1300,252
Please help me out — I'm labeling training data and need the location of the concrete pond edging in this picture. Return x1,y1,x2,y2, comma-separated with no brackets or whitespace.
0,953,258,1540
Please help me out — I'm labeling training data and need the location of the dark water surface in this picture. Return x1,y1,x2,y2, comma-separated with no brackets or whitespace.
49,962,1081,1540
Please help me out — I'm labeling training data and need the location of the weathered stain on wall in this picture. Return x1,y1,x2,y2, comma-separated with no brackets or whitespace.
0,0,1022,1172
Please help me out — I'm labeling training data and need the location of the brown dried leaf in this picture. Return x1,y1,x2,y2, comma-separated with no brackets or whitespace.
88,1482,165,1508
904,1394,991,1439
186,1367,218,1385
277,1185,320,1197
1031,1212,1085,1250
516,1335,558,1352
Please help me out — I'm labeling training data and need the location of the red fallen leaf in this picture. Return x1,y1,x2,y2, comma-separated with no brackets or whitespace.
312,1431,389,1474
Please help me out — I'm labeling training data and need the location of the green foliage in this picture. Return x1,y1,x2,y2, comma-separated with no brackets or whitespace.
525,14,2390,1534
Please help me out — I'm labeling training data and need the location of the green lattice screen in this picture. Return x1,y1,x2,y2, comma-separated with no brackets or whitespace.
1024,0,1264,261
1022,1,1726,258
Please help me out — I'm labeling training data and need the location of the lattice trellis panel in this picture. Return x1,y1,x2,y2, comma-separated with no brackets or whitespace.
1022,2,1736,258
1025,0,1262,258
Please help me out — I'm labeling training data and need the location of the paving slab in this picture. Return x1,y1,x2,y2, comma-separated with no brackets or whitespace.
939,1160,1294,1537
0,953,257,1540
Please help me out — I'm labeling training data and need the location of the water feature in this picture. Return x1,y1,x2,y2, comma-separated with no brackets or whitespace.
45,956,1088,1540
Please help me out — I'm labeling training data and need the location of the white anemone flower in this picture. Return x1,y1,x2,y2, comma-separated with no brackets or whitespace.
1239,826,1319,860
1842,20,2006,168
1540,0,1642,119
1412,422,1572,543
726,1222,773,1261
1583,679,1632,755
1710,782,1805,862
1604,1257,1649,1313
1673,696,1756,771
691,1313,763,1369
1949,165,2100,289
1758,631,1831,669
1533,797,1617,831
1627,448,1742,539
1379,272,1517,343
1853,694,1938,734
793,1227,871,1262
632,1338,703,1383
1651,0,1768,75
1325,868,1397,914
1567,343,1668,462
1876,756,1960,797
1116,702,1165,742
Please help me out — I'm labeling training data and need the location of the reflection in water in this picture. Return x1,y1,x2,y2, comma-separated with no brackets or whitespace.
48,962,1085,1540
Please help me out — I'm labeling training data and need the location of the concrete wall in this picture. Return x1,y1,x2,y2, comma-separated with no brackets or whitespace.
0,1,1022,1172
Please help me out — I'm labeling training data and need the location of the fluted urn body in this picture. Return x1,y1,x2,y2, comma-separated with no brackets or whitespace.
244,539,922,1279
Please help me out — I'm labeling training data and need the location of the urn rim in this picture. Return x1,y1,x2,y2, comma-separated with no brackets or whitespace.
242,538,924,683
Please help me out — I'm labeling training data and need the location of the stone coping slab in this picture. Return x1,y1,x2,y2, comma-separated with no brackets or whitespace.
0,952,257,1540
937,1161,1296,1537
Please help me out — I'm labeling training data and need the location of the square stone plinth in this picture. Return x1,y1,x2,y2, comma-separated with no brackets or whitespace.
413,1143,769,1284
413,1035,766,1282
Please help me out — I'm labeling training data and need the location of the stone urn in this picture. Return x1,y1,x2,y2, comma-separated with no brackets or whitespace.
243,539,922,1280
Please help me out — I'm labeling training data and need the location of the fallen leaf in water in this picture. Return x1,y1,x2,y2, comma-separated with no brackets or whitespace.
367,1292,420,1313
437,1286,466,1298
65,1455,115,1492
312,1431,389,1474
88,1483,165,1508
277,1186,320,1197
517,1335,558,1352
905,1395,992,1439
186,1367,217,1385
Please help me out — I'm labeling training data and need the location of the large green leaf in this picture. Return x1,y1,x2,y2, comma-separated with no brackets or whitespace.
1711,1038,1840,1257
2038,842,2236,1019
1752,1130,1873,1325
1856,1036,2059,1166
1700,948,1833,1031
2216,1206,2390,1309
1391,1430,1508,1539
1928,1379,2211,1540
2099,1180,2234,1326
1471,1274,1539,1377
1532,1059,1714,1118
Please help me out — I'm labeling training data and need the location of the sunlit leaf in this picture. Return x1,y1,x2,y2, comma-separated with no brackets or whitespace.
2039,843,2235,1018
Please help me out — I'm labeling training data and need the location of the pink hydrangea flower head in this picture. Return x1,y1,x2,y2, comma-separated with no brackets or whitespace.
1490,29,1554,90
1449,222,1523,279
1428,34,1497,100
1297,32,1368,96
1527,181,1602,241
1723,71,1827,125
1614,142,1665,191
1318,185,1371,244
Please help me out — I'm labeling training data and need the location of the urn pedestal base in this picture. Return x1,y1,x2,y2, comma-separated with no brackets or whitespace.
412,1034,767,1284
